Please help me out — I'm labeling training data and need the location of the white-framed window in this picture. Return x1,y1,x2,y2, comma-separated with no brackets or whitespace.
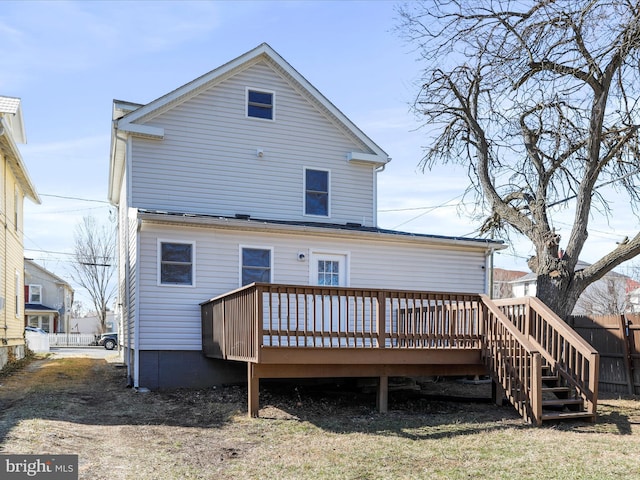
240,246,273,286
304,168,330,217
246,88,275,120
28,285,42,304
28,315,51,333
158,240,195,286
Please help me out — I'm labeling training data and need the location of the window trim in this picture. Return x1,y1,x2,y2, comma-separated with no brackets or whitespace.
246,87,275,121
157,239,196,287
239,245,274,287
29,284,42,304
303,167,331,217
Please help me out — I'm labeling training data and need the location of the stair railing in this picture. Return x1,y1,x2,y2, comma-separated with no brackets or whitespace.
480,295,543,425
494,297,599,418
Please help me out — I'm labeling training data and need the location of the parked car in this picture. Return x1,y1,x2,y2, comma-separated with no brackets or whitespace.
98,332,118,350
25,326,47,334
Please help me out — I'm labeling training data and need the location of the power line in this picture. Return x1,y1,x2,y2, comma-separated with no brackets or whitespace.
39,193,110,204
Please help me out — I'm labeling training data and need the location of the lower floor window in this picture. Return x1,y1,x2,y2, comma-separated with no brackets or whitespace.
28,315,51,333
241,247,272,286
159,241,194,285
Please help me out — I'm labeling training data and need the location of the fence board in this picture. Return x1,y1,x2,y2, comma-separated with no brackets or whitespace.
568,314,636,395
48,333,98,347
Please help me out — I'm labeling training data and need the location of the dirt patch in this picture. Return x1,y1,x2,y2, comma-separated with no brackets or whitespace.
0,356,638,479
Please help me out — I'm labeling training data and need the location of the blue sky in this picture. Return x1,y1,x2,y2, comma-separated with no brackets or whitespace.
2,0,636,305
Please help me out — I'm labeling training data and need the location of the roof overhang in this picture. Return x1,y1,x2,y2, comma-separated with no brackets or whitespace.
0,115,40,204
25,304,58,314
136,210,506,253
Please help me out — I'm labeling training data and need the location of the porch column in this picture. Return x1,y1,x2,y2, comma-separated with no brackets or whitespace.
377,375,388,413
248,363,260,418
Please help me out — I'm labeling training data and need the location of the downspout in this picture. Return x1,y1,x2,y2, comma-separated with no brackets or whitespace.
133,215,141,388
1,118,7,343
373,162,386,228
485,243,495,298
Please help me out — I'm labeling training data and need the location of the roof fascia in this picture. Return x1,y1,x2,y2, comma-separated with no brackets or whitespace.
137,211,504,253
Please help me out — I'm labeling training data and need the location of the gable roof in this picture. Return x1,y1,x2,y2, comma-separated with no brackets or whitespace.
0,96,39,203
25,259,73,291
109,43,390,203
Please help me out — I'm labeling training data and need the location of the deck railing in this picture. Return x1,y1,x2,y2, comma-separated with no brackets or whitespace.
494,297,599,417
202,284,488,362
480,295,542,424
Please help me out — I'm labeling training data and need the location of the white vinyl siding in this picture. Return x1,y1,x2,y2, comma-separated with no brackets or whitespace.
129,60,376,226
135,222,488,350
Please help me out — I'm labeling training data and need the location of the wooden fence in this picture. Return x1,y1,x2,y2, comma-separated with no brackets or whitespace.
567,314,640,395
48,333,98,347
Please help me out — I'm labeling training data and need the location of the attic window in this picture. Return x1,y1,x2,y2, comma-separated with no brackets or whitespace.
247,89,274,120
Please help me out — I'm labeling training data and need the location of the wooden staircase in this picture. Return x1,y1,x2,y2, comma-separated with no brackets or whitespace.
539,362,595,422
482,296,599,425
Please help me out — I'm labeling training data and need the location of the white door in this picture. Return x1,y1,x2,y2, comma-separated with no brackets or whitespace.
311,253,348,345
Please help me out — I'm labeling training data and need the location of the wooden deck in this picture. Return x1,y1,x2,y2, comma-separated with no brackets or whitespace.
201,283,599,425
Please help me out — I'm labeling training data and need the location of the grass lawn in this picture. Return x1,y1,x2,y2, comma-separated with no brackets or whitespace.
0,356,639,479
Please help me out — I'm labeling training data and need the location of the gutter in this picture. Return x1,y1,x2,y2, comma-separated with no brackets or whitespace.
137,210,506,252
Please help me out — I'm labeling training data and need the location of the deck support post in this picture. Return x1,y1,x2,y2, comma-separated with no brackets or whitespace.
248,363,259,418
377,375,388,413
491,379,505,406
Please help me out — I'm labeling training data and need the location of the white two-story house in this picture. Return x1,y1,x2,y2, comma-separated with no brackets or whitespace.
24,259,74,333
109,44,504,390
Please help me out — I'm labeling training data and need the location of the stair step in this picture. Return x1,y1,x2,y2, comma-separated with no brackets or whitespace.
542,398,583,407
542,386,571,394
542,411,594,422
542,375,559,382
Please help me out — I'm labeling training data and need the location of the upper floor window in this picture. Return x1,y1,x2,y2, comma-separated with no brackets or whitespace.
247,88,274,120
241,247,272,286
304,168,330,217
159,241,195,286
28,285,42,304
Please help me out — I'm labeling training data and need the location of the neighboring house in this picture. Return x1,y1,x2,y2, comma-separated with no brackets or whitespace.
492,268,528,299
0,96,40,369
70,311,117,335
510,261,640,315
109,43,505,390
626,287,640,313
24,259,74,333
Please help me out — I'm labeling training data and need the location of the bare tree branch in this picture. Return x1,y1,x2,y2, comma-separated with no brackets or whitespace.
397,0,640,318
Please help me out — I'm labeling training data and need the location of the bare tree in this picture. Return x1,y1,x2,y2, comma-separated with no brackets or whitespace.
398,0,640,318
573,275,629,315
70,216,116,333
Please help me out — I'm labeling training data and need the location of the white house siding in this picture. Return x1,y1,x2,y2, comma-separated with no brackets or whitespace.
136,220,489,351
129,60,377,226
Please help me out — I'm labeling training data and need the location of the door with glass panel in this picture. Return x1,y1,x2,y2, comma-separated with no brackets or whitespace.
311,253,347,345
